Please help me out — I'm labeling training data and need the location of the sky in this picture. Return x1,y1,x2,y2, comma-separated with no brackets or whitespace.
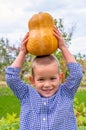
0,0,86,55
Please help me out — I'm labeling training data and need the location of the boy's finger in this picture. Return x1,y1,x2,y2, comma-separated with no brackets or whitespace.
22,37,28,46
22,32,29,42
54,27,62,37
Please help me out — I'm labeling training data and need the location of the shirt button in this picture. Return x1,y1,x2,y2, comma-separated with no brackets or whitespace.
43,118,46,121
44,102,47,105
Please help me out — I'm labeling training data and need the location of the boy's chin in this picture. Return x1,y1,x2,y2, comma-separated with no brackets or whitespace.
40,93,54,98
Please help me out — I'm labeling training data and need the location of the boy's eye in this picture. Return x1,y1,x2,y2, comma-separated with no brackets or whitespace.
38,78,44,81
50,77,57,80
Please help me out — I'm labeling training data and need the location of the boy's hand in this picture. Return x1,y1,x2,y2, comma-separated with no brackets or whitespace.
53,27,76,63
53,27,66,50
20,32,29,55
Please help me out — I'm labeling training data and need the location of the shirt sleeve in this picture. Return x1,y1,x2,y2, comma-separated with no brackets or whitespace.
5,67,30,100
61,62,83,99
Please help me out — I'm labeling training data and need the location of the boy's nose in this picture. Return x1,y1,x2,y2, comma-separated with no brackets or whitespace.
44,81,50,88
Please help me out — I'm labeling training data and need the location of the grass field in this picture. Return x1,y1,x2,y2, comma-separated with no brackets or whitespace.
0,87,20,118
0,86,86,118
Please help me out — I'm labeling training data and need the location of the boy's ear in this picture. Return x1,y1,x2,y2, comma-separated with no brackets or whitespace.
59,72,64,83
29,76,35,85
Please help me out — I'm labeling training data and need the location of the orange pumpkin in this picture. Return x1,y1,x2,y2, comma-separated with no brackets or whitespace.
26,12,58,56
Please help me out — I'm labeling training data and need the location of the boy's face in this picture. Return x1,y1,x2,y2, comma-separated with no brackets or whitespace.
29,63,61,98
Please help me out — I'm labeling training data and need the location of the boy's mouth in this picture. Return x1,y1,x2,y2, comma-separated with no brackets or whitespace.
42,87,53,92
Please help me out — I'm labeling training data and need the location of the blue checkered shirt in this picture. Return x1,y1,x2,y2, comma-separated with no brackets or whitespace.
5,63,82,130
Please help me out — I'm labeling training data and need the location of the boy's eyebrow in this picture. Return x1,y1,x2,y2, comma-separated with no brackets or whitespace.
38,77,44,78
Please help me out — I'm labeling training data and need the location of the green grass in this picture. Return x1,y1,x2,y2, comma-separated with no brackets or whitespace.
0,87,20,118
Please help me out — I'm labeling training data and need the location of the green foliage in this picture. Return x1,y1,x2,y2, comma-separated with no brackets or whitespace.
0,113,19,130
75,89,86,106
0,38,15,67
0,112,85,130
78,126,86,130
0,38,19,80
0,111,86,130
74,97,86,126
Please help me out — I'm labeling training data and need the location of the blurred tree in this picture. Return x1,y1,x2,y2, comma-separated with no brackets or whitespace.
0,37,32,80
0,18,83,82
0,38,18,80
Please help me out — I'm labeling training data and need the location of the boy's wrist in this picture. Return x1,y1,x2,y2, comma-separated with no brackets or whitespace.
11,51,26,68
19,45,28,55
59,45,67,51
19,51,27,56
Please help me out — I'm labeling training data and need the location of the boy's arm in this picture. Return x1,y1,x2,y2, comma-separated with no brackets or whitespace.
5,32,30,100
53,27,76,63
54,27,82,98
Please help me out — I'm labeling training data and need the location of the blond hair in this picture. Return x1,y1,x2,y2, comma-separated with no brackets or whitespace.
31,54,60,76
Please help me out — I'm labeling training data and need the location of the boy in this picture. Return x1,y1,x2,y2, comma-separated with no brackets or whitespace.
5,27,82,130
